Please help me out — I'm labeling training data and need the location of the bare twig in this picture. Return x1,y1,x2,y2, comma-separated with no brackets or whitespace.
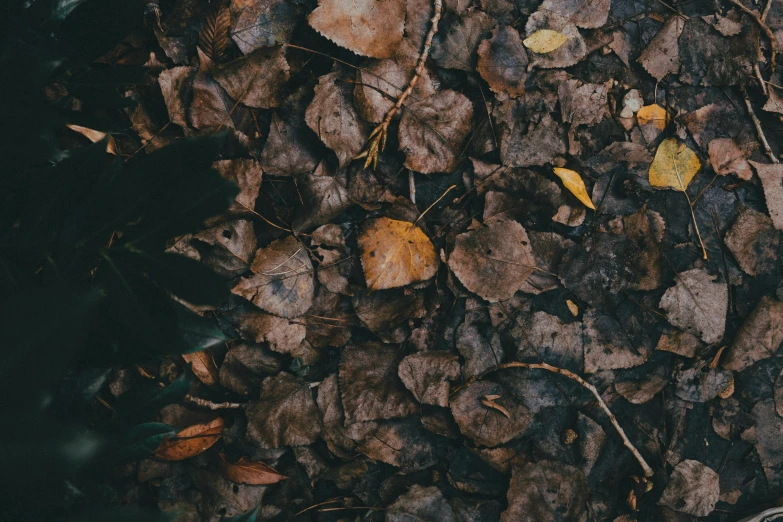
755,63,769,95
409,171,416,204
484,361,655,478
762,0,773,22
727,0,777,72
355,0,443,169
184,394,244,410
742,85,780,163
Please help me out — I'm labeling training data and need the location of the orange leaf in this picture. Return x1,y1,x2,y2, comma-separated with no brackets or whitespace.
153,418,224,461
217,453,287,485
182,350,219,387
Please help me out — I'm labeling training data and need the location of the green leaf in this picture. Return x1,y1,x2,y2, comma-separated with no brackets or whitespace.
173,301,230,353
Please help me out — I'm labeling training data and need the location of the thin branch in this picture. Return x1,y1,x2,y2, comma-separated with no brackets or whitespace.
184,394,244,410
409,171,416,204
483,362,655,478
727,0,777,72
742,85,780,163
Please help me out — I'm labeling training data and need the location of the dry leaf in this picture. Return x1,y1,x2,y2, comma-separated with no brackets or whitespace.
501,460,589,522
217,453,287,485
153,418,225,461
212,47,289,109
649,138,701,191
750,161,783,230
476,26,528,99
539,0,610,29
229,0,301,53
398,351,460,407
723,297,783,371
354,59,435,123
432,10,493,71
198,3,231,60
261,112,320,177
158,65,195,130
182,350,219,387
66,124,118,154
636,104,668,130
523,29,568,54
708,138,753,180
451,381,529,447
308,0,405,58
638,16,684,80
658,460,719,517
724,207,780,276
552,168,596,210
357,217,438,291
659,269,727,344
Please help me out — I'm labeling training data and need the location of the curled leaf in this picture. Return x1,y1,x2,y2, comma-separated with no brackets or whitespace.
523,29,568,54
66,124,117,154
218,453,287,485
152,418,224,461
182,350,219,387
649,138,700,191
552,167,595,210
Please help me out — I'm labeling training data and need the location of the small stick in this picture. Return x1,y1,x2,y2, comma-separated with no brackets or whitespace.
742,85,780,163
484,361,655,478
355,0,443,168
727,0,777,72
755,63,769,96
184,394,244,410
409,171,416,204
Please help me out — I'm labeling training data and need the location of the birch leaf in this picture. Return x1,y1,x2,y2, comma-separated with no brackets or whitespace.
649,138,700,191
552,168,595,210
523,30,568,54
636,104,668,130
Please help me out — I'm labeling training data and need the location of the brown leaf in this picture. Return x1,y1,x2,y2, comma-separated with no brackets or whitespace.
190,51,244,132
153,418,225,461
659,269,727,344
448,219,535,302
524,12,587,69
356,420,439,471
260,112,319,177
513,310,583,371
539,0,609,29
308,0,405,58
311,224,352,295
198,3,231,60
638,16,684,81
723,296,783,371
212,159,263,215
304,287,353,348
724,207,780,276
678,17,757,86
212,47,289,108
398,351,461,407
432,10,493,71
450,381,529,447
229,0,301,53
231,236,314,318
498,110,566,167
353,288,423,343
398,90,473,174
583,310,649,373
158,66,196,130
354,59,435,123
217,453,287,485
476,26,528,99
218,343,282,396
708,138,753,180
182,350,220,387
457,299,506,377
659,460,719,517
557,79,608,127
237,312,306,355
750,161,783,230
358,217,438,291
387,485,456,522
501,460,589,522
292,169,351,233
305,72,368,167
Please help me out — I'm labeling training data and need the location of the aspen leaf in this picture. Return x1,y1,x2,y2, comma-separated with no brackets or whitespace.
217,453,287,485
182,350,219,387
308,0,405,58
152,418,225,461
358,217,438,290
552,168,596,210
523,30,568,54
649,138,701,191
636,104,668,130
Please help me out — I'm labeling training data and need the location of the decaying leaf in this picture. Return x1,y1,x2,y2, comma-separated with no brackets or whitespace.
450,381,529,447
358,217,438,291
648,138,701,191
638,16,684,80
723,297,783,371
308,0,405,58
501,460,589,522
153,418,225,461
448,220,535,302
182,350,219,387
432,10,493,71
198,3,231,60
524,12,587,68
218,453,287,485
231,236,314,318
636,103,668,130
659,459,720,517
724,207,780,276
523,29,568,54
398,351,461,407
708,138,753,180
477,26,528,98
659,269,727,344
353,59,434,123
212,47,289,108
539,0,610,29
750,161,783,230
261,112,320,177
552,168,595,210
229,0,301,53
387,485,456,522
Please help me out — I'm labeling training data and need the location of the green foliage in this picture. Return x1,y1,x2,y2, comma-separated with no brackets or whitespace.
0,1,238,519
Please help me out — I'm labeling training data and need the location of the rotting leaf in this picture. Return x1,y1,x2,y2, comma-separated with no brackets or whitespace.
432,10,493,71
398,351,461,407
723,296,783,372
153,418,224,461
658,459,720,517
638,16,684,81
724,207,780,276
229,0,301,53
659,269,727,345
450,380,529,447
218,453,287,485
212,47,289,109
501,459,589,522
476,25,528,99
750,161,783,230
649,138,701,191
182,350,219,387
358,217,438,291
552,168,595,210
198,2,231,60
539,0,610,29
308,0,405,58
523,29,568,54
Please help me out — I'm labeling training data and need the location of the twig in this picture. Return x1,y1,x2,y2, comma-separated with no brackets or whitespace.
355,0,443,169
727,0,777,72
755,63,769,95
742,85,780,163
762,0,773,22
184,394,244,410
484,362,655,478
409,171,416,204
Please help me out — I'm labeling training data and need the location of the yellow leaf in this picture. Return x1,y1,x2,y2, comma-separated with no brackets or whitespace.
649,138,701,191
523,30,568,54
636,104,668,130
358,217,438,291
552,168,596,210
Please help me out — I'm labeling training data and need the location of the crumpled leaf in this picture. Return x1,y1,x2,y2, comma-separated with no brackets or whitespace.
723,296,783,371
523,29,568,54
724,207,780,276
477,26,528,98
358,217,438,291
339,342,417,423
638,16,684,81
750,161,783,230
212,47,289,109
387,485,456,522
648,138,701,191
708,138,753,180
308,0,405,58
432,10,493,71
558,80,608,128
231,236,314,318
218,453,287,485
552,168,595,210
152,418,224,461
229,0,301,54
245,372,322,448
398,90,473,174
306,71,368,167
450,380,529,447
659,268,727,345
658,459,720,517
539,0,609,29
398,351,461,407
292,169,351,233
182,350,219,387
448,219,535,302
501,459,589,522
261,112,319,177
354,59,435,123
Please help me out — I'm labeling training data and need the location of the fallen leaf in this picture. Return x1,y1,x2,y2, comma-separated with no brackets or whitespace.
398,351,461,407
260,112,320,177
212,47,289,109
218,453,287,485
658,459,719,517
198,3,231,60
659,268,727,344
308,0,405,58
356,420,439,471
648,138,701,191
724,207,780,276
501,459,589,522
513,310,583,372
153,418,225,461
358,217,438,291
523,29,568,54
497,109,567,167
638,16,684,81
398,90,473,174
636,103,668,130
457,299,506,377
229,0,301,53
387,485,456,522
291,170,351,233
583,310,649,373
218,343,282,396
231,236,314,318
723,296,783,371
182,350,219,387
539,0,610,29
552,168,595,210
450,381,529,447
158,65,196,130
211,159,263,215
750,161,783,230
708,138,753,180
66,124,117,154
558,79,609,127
675,362,733,403
432,10,493,71
476,26,528,99
354,59,435,123
448,219,535,302
678,17,757,86
304,288,353,348
525,12,587,68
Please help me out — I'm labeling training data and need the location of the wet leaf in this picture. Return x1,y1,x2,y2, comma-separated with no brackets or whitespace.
476,26,528,99
182,350,219,387
218,453,287,485
523,30,568,54
638,16,684,81
308,0,405,58
648,138,701,191
152,418,225,461
552,168,595,210
659,459,719,516
212,47,289,109
723,297,783,371
636,103,668,129
358,217,438,291
659,269,727,344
